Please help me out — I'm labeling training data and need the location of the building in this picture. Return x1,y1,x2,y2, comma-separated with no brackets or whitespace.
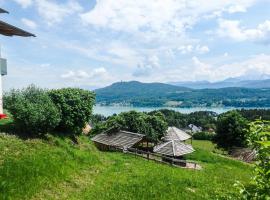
164,126,192,141
0,8,35,119
153,140,194,157
91,130,145,151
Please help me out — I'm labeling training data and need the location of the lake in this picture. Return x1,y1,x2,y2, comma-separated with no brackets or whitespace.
93,105,242,117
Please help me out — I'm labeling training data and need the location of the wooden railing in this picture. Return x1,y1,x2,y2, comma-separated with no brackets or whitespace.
123,147,198,169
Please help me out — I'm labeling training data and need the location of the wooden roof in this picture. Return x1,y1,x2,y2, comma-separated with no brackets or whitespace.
0,8,8,14
0,20,36,37
153,140,194,157
164,126,191,141
0,8,35,37
91,130,144,148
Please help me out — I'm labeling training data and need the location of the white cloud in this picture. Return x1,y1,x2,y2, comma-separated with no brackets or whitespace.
61,67,108,81
80,0,258,37
13,0,32,8
35,0,82,25
195,45,210,54
217,19,270,44
178,44,209,54
184,54,270,81
21,18,37,29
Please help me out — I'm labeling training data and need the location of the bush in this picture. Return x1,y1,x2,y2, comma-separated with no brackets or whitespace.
4,85,61,136
193,131,215,140
236,120,270,199
213,110,249,150
49,88,95,135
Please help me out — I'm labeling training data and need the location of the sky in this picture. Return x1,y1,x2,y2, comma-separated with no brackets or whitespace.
0,0,270,90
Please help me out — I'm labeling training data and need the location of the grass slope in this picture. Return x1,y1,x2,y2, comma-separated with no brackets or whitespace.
0,134,252,200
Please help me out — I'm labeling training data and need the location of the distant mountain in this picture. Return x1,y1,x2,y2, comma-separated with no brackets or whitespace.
95,81,270,108
169,78,270,89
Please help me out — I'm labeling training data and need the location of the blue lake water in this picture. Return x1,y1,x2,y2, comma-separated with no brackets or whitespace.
93,105,243,117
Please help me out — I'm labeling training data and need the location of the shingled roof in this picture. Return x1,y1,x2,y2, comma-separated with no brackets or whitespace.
153,140,194,157
91,130,144,148
0,8,35,37
164,126,191,141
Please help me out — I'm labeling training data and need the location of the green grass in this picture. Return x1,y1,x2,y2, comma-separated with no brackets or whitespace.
0,133,252,200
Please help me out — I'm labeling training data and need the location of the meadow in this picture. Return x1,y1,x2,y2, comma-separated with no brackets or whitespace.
0,133,252,200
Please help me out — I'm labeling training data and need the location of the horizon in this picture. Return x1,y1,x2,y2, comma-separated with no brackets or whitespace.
1,0,270,90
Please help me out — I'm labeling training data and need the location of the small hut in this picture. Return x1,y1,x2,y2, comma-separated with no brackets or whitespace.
91,130,144,151
153,140,194,157
164,126,191,141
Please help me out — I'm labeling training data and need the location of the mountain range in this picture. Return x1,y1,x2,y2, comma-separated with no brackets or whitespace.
94,81,270,108
168,76,270,89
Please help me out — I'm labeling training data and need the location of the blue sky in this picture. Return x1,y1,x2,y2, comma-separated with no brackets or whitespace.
0,0,270,90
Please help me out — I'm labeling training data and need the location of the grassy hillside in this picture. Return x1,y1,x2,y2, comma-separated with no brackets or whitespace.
95,81,270,107
0,133,252,200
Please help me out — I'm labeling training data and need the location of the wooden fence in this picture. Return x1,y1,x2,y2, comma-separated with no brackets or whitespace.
124,147,199,169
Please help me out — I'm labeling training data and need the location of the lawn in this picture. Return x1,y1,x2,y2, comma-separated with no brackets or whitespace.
0,133,252,200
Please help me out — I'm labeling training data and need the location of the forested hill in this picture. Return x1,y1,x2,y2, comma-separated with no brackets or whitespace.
94,81,270,107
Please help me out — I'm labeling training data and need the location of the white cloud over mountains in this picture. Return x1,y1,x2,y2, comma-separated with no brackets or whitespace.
217,19,270,44
6,0,270,88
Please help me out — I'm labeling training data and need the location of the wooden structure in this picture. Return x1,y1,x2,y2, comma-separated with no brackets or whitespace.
153,140,194,157
0,8,35,118
91,130,145,150
164,126,192,141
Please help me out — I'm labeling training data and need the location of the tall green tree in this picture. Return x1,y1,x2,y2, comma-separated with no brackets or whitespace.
214,111,249,150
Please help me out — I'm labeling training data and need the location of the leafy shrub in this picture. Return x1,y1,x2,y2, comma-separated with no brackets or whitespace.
236,120,270,199
193,131,215,140
213,110,249,150
49,88,95,135
4,85,60,136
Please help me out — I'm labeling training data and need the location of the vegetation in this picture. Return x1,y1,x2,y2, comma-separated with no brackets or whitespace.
0,132,252,200
92,111,168,143
214,111,249,150
49,88,95,135
237,120,270,199
4,85,60,136
95,81,270,107
149,109,217,131
192,131,215,140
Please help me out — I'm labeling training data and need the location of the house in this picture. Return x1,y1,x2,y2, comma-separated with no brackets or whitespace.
164,126,192,141
0,7,35,119
153,140,194,157
91,130,145,151
188,124,202,133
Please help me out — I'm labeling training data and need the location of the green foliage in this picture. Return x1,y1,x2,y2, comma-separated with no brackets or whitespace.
192,131,215,140
4,85,60,136
49,88,95,135
237,120,270,199
238,109,270,121
93,111,168,143
150,109,217,131
214,111,249,150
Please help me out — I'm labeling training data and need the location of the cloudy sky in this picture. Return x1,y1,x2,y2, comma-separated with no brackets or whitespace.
1,0,270,90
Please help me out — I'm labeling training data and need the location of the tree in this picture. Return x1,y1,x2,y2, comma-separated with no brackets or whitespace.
93,111,168,143
236,120,270,199
4,85,60,136
214,111,249,150
49,88,95,135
